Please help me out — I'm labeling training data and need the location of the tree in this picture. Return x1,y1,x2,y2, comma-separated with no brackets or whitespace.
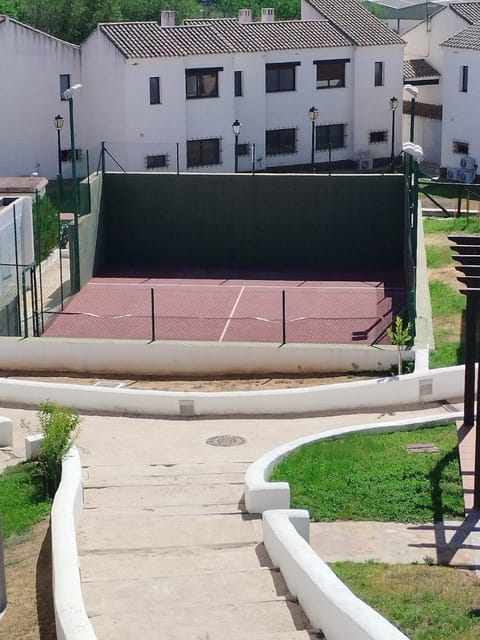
387,315,413,375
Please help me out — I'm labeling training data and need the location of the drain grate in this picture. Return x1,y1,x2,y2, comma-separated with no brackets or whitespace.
405,443,440,453
206,435,246,447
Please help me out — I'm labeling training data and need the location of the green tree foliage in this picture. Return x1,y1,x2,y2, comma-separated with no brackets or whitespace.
361,1,387,19
213,0,299,20
0,0,19,18
387,315,413,375
33,194,59,263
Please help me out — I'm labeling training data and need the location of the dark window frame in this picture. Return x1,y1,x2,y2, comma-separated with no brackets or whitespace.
314,58,349,89
185,67,222,99
149,77,161,104
145,153,168,169
234,70,243,97
60,148,82,162
460,65,468,93
186,138,221,167
316,124,346,151
60,74,70,100
369,130,388,144
374,61,384,87
265,62,300,93
453,139,469,155
236,143,250,156
265,128,297,156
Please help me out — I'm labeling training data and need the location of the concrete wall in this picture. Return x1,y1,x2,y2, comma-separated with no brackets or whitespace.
78,173,103,287
102,172,406,270
263,509,409,640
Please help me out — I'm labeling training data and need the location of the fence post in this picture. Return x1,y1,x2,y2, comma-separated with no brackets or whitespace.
21,269,28,338
150,288,156,342
251,142,256,176
0,514,6,617
281,289,286,345
101,141,106,174
12,203,22,335
176,143,180,175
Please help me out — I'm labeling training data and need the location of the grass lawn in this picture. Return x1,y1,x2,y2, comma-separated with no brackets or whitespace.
0,462,51,541
332,561,480,640
270,424,464,522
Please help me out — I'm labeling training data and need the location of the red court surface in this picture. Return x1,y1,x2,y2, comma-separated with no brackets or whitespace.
43,272,407,344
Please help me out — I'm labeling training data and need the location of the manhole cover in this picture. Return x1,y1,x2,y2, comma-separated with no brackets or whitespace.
206,435,246,447
405,443,440,453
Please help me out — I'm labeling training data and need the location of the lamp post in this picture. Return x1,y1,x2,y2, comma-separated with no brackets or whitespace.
54,114,64,178
308,106,319,173
232,119,241,173
389,97,399,169
63,83,82,293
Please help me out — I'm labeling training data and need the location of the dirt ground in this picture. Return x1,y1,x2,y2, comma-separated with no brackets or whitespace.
0,519,56,640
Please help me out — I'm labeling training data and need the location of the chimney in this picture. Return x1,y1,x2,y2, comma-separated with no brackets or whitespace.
261,8,275,22
238,9,252,23
160,11,176,27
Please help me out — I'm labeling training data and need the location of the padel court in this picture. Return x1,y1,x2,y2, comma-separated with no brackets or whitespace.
43,173,412,345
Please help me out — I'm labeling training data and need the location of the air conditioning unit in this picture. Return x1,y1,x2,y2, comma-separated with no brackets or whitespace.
446,167,459,181
458,169,475,183
460,156,476,171
357,157,373,171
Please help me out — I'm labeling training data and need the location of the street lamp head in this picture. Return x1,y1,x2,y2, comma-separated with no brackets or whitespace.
62,83,82,100
389,96,399,111
403,141,424,162
54,114,64,130
308,106,319,121
404,84,418,99
232,119,241,136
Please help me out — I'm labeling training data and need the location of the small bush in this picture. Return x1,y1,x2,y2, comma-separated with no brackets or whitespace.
37,402,82,497
32,195,60,263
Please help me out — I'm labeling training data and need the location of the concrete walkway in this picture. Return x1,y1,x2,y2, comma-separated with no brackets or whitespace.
0,401,478,638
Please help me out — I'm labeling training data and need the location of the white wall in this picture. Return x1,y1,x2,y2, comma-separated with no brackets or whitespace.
0,197,34,303
441,48,480,170
0,17,80,179
404,114,442,162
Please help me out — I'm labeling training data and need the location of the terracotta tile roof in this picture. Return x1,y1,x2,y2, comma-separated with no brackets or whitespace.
403,100,442,120
449,1,480,24
99,18,352,58
303,0,404,46
403,58,440,79
442,20,480,50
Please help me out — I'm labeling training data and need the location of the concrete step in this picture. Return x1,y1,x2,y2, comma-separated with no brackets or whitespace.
79,542,273,582
88,601,313,640
84,502,245,516
77,511,263,552
83,482,244,509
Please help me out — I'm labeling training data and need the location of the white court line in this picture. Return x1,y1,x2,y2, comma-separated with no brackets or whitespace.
219,286,245,342
88,281,401,292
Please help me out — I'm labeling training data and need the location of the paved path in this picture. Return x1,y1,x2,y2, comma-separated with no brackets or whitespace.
1,401,478,638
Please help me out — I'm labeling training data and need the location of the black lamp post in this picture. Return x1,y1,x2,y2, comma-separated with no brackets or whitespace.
232,119,241,173
389,97,399,168
54,114,64,178
63,83,82,293
308,106,319,173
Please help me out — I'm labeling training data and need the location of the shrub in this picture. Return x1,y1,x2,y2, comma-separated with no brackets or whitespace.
37,401,82,497
32,195,60,263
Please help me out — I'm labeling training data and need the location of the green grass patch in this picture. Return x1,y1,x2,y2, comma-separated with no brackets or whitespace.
0,462,51,539
423,217,480,235
270,425,464,523
429,281,465,316
426,245,453,269
331,562,480,640
429,340,465,369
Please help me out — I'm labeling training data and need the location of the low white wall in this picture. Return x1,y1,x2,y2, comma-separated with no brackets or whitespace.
0,336,403,376
245,413,463,513
51,446,96,640
0,417,13,447
263,509,409,640
0,364,465,417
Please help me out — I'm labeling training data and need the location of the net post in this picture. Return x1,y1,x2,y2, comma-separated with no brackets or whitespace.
150,287,156,342
281,289,286,345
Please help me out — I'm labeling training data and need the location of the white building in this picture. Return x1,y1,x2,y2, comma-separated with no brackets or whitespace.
1,0,404,177
0,15,81,178
402,1,480,169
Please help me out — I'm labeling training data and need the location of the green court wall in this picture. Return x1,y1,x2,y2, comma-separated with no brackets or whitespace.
101,173,406,270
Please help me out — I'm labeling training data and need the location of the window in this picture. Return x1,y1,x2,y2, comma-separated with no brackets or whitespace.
60,74,70,100
369,130,388,144
453,139,469,155
234,71,243,97
60,148,82,162
265,62,299,92
186,138,220,167
374,61,384,87
316,124,346,150
185,68,221,98
236,143,250,156
149,77,161,104
314,59,349,89
145,154,168,169
266,128,296,155
460,65,468,92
